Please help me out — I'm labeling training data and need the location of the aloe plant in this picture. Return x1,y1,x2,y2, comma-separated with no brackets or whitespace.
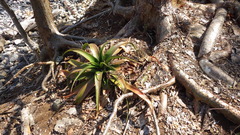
63,41,154,113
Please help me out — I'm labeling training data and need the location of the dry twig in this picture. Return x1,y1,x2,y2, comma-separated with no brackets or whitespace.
2,61,54,89
103,78,176,135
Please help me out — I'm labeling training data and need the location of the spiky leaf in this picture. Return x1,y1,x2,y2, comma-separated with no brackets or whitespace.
64,48,98,63
75,78,95,104
95,71,103,112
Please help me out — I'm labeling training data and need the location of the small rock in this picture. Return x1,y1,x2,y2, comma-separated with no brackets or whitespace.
52,99,65,111
13,39,23,45
232,25,240,36
54,117,82,133
0,70,7,79
9,53,19,62
0,35,5,52
213,87,220,94
66,107,77,115
138,114,147,128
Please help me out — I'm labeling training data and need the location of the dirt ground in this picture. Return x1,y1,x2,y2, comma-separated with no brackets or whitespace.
0,0,240,135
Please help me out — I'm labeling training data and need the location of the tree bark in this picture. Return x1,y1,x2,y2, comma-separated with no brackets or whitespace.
30,0,59,46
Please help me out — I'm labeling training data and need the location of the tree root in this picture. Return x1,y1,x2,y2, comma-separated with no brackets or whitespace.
171,59,240,124
112,0,135,19
103,78,176,135
198,8,227,58
199,58,235,85
62,34,106,45
114,16,139,38
41,62,55,91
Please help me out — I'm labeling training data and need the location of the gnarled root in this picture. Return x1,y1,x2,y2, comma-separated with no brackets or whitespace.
171,60,240,124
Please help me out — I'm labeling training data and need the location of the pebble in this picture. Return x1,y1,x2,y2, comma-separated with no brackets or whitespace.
54,117,83,133
66,107,77,115
13,39,23,45
10,53,19,62
52,99,65,111
213,87,220,94
0,70,7,79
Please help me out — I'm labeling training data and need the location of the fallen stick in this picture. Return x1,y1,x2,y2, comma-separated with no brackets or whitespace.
2,61,54,89
103,78,176,135
171,60,240,124
198,8,227,58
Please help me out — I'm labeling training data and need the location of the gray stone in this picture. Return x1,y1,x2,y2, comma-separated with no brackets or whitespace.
0,70,7,79
13,39,23,45
54,117,82,133
66,107,77,115
9,53,19,62
52,99,64,111
213,87,220,94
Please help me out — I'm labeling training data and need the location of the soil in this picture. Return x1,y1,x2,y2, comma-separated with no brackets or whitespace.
0,0,240,135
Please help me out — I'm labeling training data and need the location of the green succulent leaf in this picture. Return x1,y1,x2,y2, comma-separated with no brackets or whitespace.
75,78,95,104
88,43,100,60
104,41,129,61
106,55,137,64
70,65,95,91
64,48,98,63
95,71,103,112
68,59,83,67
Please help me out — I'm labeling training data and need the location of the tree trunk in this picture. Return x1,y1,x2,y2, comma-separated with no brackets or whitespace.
30,0,58,60
115,0,175,43
137,0,175,42
30,0,80,62
30,0,58,45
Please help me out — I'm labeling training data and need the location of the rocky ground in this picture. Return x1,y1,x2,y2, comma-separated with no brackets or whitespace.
0,0,240,135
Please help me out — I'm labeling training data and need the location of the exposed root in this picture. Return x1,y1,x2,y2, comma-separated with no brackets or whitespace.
113,6,135,19
112,0,135,19
2,61,55,90
42,62,55,91
103,78,176,135
171,59,240,124
199,58,235,85
61,8,112,34
62,35,106,45
198,8,227,58
114,16,139,38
